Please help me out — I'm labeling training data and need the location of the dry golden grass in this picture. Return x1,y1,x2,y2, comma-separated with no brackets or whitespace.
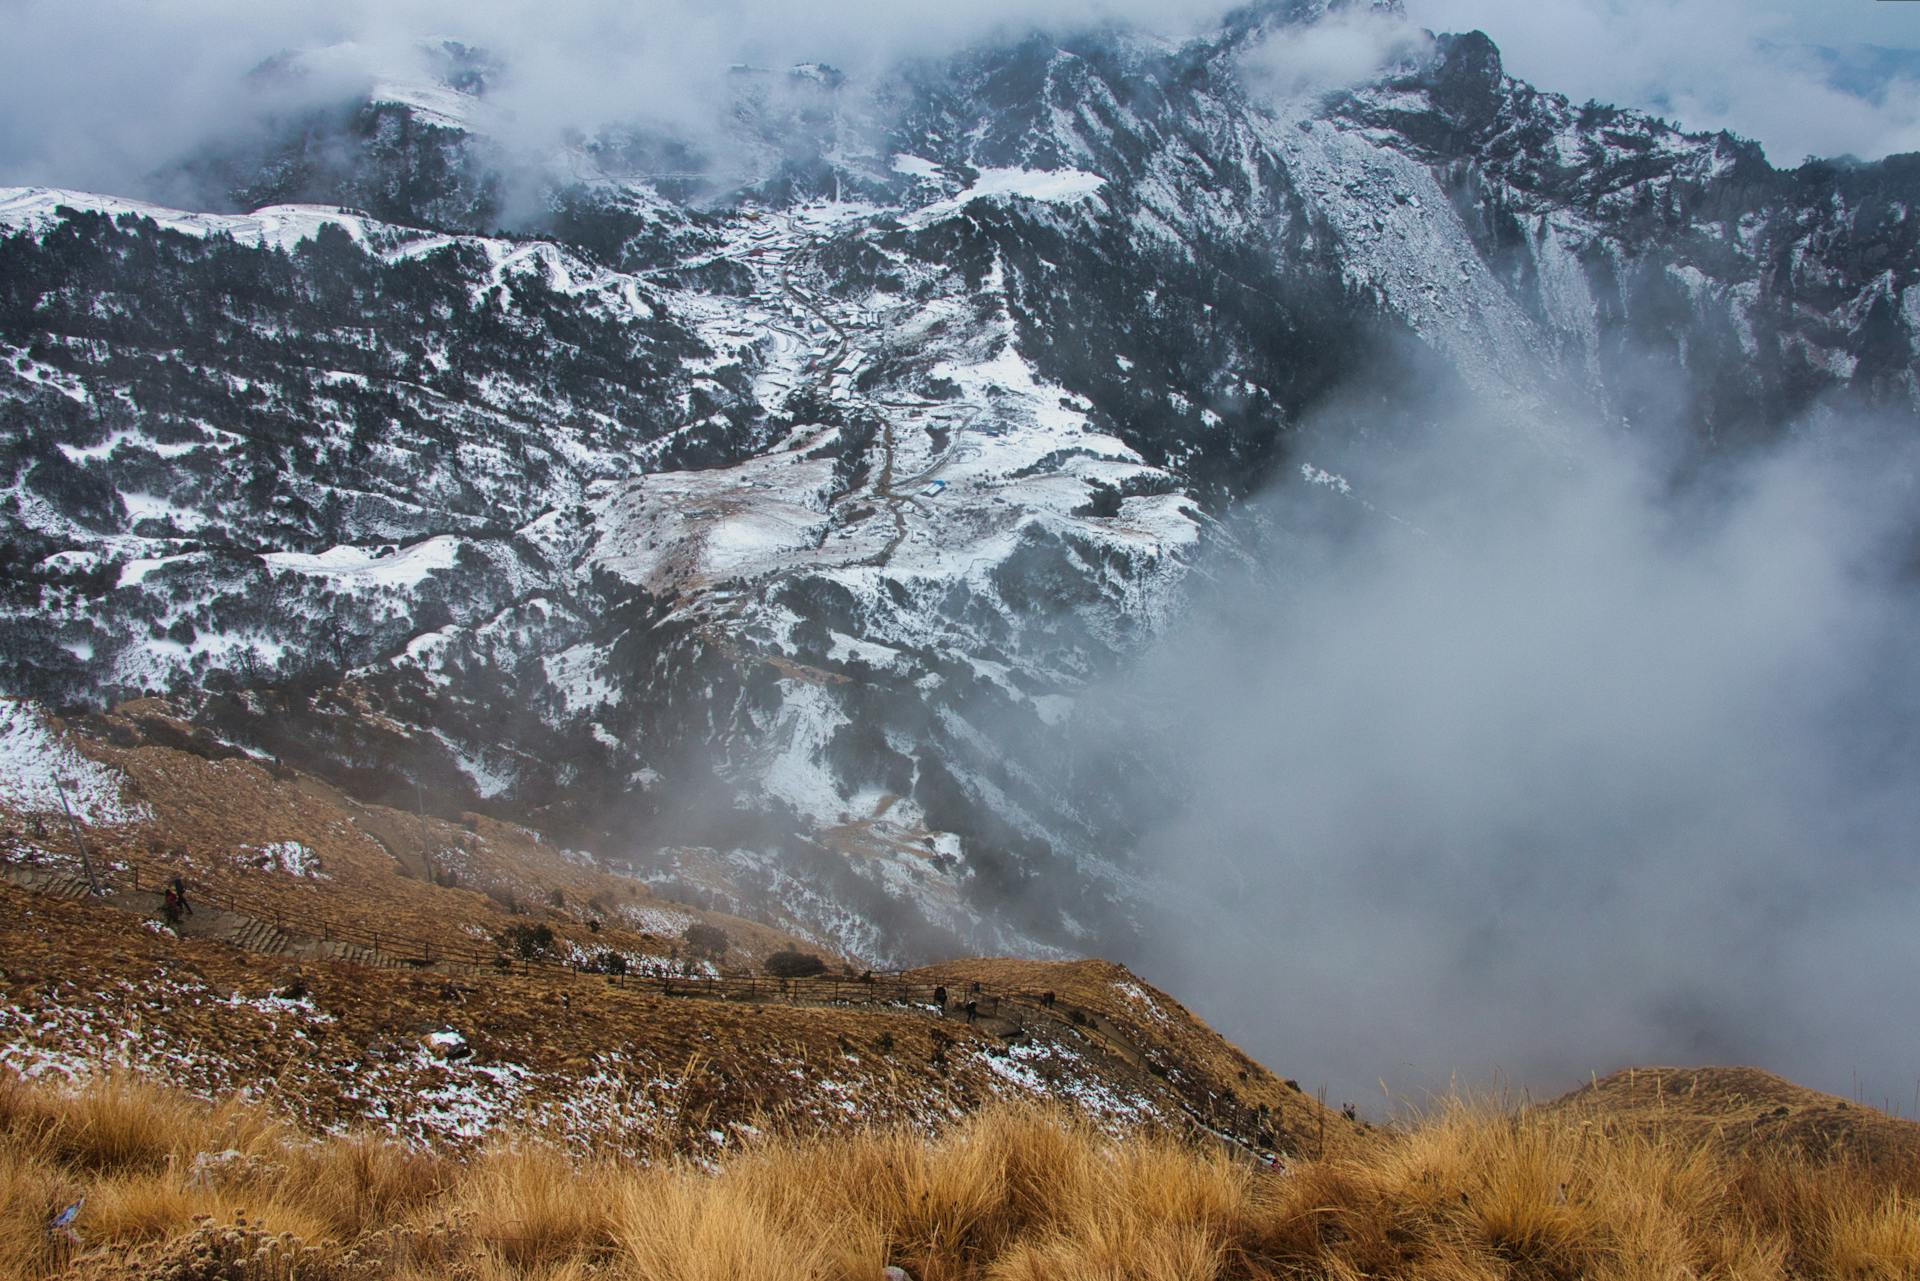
6,1071,1920,1281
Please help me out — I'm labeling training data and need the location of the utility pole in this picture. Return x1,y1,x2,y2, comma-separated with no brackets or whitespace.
52,779,103,897
414,777,434,884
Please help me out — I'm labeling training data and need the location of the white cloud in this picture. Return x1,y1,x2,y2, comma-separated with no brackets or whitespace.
1101,404,1920,1109
4,0,1912,197
1240,7,1434,102
0,0,1249,195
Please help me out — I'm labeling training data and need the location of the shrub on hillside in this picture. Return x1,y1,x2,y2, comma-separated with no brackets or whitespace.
763,948,826,979
682,922,729,960
581,949,628,976
497,922,555,961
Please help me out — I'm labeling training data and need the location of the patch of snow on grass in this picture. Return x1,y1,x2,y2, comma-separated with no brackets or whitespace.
118,553,198,587
261,536,460,589
122,491,208,531
973,1040,1159,1123
617,903,694,936
1113,980,1170,1024
248,840,323,878
0,700,149,825
907,167,1107,227
402,1043,531,1140
891,153,944,178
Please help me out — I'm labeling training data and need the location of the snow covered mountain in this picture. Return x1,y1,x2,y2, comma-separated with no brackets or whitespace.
4,0,1916,961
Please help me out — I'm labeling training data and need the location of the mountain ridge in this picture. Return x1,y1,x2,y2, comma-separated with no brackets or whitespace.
3,4,1916,965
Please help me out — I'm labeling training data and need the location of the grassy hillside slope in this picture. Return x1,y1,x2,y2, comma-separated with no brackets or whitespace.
0,698,1355,1161
6,1073,1919,1281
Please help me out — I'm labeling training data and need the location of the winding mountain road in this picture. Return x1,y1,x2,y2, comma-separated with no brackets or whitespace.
773,216,919,569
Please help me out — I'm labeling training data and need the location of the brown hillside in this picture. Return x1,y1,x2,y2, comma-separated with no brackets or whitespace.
28,698,814,972
0,880,1350,1162
0,700,1351,1161
909,957,1358,1154
1546,1065,1920,1175
0,881,1079,1155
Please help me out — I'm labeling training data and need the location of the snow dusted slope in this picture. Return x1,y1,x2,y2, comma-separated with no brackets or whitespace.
2,3,1916,962
0,177,1207,959
0,700,148,825
0,187,733,700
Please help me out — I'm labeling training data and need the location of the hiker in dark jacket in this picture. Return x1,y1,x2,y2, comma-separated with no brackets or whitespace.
162,876,193,933
933,984,948,1011
964,998,978,1025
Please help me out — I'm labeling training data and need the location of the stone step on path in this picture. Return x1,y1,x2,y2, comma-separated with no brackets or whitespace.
321,940,378,967
0,864,95,900
225,915,289,956
316,939,404,970
936,1010,1024,1040
132,902,293,959
39,873,91,901
297,936,453,972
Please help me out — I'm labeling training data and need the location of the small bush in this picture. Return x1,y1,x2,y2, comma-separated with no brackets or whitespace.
683,922,730,960
763,949,827,979
582,949,629,976
497,922,555,961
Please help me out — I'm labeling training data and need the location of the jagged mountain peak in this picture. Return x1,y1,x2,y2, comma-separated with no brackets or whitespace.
3,1,1916,966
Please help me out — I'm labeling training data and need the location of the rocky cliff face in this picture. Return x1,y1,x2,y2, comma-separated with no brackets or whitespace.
3,0,1915,961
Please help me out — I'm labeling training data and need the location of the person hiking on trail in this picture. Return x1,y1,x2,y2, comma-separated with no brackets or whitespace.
964,997,978,1026
1042,990,1056,1009
933,984,948,1011
161,875,193,933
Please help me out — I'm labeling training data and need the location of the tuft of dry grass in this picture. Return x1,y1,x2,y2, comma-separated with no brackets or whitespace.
6,1070,1920,1280
1821,1192,1920,1279
455,1143,617,1269
286,1130,451,1240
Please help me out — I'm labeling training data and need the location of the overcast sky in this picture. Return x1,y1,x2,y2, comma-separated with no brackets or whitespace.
0,0,1914,194
0,0,1246,194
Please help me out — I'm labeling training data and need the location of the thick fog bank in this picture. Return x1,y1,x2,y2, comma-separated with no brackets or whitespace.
11,0,1920,201
0,0,1249,196
1089,407,1920,1110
